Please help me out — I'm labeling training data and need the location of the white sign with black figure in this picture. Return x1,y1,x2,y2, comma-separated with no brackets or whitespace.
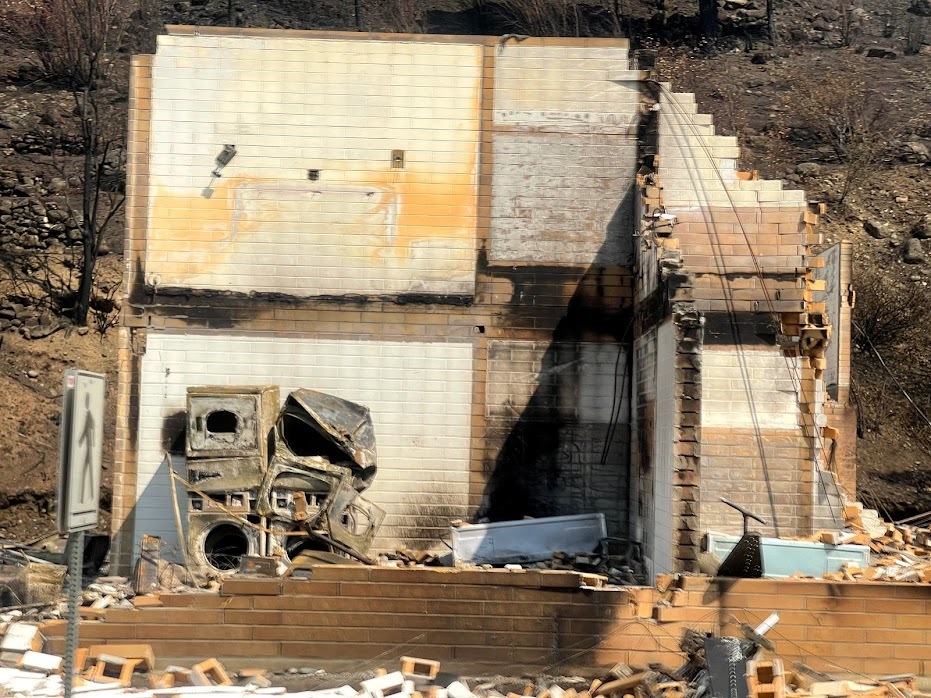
58,369,106,532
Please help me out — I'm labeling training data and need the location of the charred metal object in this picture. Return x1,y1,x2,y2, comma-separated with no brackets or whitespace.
212,144,236,177
716,498,766,579
182,386,383,573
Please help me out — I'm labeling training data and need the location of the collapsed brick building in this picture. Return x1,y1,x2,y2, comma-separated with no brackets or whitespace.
110,27,856,579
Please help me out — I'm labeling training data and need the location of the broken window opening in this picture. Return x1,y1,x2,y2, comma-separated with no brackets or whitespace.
202,523,249,571
205,410,239,434
279,412,350,463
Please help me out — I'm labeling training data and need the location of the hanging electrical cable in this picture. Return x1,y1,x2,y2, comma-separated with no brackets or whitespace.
653,80,845,531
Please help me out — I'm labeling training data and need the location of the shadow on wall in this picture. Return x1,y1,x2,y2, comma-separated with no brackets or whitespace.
477,187,636,538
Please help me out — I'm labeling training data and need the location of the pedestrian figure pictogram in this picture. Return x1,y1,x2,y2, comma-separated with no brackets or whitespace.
58,369,105,533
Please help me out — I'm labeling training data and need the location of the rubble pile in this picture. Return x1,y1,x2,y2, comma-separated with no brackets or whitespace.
8,131,85,157
796,503,931,583
383,548,644,587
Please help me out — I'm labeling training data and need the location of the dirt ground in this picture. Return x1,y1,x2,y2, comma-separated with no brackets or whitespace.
0,0,929,541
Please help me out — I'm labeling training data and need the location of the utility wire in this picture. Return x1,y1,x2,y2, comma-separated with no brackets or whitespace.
853,320,931,432
655,81,844,528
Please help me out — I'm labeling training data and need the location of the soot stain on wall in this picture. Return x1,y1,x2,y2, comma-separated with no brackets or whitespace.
477,189,637,534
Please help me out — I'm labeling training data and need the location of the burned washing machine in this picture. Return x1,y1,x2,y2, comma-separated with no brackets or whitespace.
181,386,384,574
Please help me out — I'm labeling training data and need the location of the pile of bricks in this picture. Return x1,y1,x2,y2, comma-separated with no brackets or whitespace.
795,503,931,583
743,658,916,698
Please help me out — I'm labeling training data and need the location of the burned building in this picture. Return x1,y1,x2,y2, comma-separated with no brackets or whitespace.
111,28,855,578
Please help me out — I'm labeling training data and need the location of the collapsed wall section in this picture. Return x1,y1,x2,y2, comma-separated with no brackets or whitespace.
655,85,842,539
633,81,851,571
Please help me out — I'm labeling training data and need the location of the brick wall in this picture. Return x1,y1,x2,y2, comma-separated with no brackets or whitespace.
144,34,483,297
483,340,632,533
632,86,850,544
632,322,677,577
47,567,931,677
815,241,856,496
132,332,475,552
113,29,637,571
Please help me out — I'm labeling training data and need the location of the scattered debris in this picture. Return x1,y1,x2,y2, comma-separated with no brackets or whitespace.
0,612,923,698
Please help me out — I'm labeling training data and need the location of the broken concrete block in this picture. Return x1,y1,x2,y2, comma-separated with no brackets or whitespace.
242,674,273,688
0,623,44,654
0,668,48,694
361,672,411,698
149,672,175,689
238,667,272,688
0,623,44,667
191,658,233,687
164,665,193,686
75,648,88,672
87,654,142,686
400,657,440,681
88,644,154,672
90,596,113,610
78,607,108,620
447,681,477,698
131,595,164,609
17,651,63,674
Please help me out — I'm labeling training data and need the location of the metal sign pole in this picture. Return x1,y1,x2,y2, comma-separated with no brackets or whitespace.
63,530,83,698
57,368,105,698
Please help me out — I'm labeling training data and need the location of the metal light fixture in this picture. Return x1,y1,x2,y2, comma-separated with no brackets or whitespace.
212,144,237,177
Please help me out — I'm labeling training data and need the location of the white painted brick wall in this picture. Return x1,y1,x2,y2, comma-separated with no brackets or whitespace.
632,322,676,580
658,91,806,209
486,341,630,424
701,348,801,430
134,331,474,557
145,35,483,297
489,135,637,265
493,45,638,130
488,44,638,266
815,244,842,398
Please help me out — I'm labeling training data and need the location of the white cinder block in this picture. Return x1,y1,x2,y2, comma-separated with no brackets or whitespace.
145,37,483,297
446,682,476,698
360,672,406,698
18,651,62,674
0,624,42,655
701,349,800,430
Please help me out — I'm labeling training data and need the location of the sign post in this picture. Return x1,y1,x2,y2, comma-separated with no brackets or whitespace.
57,369,105,698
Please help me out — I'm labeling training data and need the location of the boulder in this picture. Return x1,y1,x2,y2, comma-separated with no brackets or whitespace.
47,177,68,194
864,219,886,239
902,141,930,163
911,214,931,240
904,238,925,263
